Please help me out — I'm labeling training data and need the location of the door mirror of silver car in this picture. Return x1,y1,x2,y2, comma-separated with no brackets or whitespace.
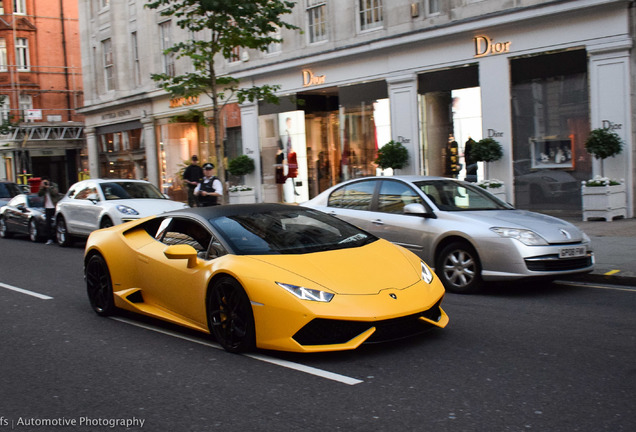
404,203,436,218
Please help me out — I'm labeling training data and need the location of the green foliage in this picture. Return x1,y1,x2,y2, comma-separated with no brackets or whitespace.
375,141,409,170
585,128,623,160
227,155,255,176
472,138,503,163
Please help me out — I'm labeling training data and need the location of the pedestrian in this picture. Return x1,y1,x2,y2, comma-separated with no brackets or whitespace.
37,177,62,245
194,163,223,206
183,155,203,207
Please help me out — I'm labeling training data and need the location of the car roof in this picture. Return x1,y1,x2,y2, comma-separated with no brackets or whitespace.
161,203,310,222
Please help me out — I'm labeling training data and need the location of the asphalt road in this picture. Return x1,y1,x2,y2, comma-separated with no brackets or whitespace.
0,237,635,432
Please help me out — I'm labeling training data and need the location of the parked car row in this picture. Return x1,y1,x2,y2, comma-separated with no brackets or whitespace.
0,178,188,246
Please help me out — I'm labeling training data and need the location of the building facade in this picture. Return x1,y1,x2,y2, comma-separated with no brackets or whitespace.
78,0,634,218
0,0,84,191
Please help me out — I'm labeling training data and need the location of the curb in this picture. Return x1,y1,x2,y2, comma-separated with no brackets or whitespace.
561,273,636,287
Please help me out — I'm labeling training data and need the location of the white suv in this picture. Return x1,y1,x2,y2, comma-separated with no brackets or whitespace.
56,179,188,246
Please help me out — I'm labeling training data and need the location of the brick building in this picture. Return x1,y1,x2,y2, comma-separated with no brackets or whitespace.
0,0,84,191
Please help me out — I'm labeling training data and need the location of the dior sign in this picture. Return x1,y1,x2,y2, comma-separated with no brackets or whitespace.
474,35,511,58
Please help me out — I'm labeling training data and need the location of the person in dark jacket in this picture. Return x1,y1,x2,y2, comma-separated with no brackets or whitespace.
183,155,203,207
194,163,223,206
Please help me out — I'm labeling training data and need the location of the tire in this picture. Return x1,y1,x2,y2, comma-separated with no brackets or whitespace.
100,217,113,229
85,254,116,316
29,219,41,242
436,241,483,294
0,216,12,239
56,215,73,247
207,276,255,353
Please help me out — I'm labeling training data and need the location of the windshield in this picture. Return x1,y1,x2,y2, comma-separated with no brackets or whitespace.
414,180,513,211
0,183,21,199
209,208,378,255
100,182,165,200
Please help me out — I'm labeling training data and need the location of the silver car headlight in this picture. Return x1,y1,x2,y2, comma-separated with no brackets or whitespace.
421,262,434,284
276,282,334,302
491,227,548,246
116,205,139,216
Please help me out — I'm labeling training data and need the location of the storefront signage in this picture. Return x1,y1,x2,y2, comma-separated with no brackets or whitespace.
302,69,326,87
602,120,622,131
487,128,504,138
101,109,131,120
397,136,411,144
474,35,511,58
169,96,199,108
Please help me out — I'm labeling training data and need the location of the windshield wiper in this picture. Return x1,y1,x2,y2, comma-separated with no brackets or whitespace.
338,233,368,244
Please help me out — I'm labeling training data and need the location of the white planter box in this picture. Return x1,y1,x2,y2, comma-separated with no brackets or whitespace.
228,190,256,204
582,183,626,221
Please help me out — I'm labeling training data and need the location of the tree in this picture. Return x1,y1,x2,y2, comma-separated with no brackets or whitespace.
585,128,623,177
374,140,409,171
146,0,298,194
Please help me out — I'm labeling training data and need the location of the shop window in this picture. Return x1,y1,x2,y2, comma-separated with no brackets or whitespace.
510,50,590,214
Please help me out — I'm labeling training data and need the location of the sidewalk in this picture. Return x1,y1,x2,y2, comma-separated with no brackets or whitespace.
562,216,636,286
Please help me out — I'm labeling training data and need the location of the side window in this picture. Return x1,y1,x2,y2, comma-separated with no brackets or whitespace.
156,218,214,255
327,180,377,210
74,185,99,200
377,181,422,214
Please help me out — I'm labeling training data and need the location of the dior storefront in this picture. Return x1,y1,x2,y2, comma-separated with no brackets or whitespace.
235,1,633,218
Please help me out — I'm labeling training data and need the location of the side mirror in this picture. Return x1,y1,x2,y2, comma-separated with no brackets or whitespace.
164,244,198,268
404,203,436,219
17,203,27,212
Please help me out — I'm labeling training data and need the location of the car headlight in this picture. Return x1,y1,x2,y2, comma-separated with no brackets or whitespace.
491,227,548,246
421,262,434,284
116,205,139,216
276,282,334,302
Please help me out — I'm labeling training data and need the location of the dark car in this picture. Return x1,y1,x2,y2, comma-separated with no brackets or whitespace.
0,181,22,206
0,194,48,242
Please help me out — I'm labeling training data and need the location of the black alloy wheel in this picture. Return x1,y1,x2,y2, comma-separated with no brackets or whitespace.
29,219,41,242
100,217,113,229
85,254,115,316
56,216,73,247
0,217,12,238
207,276,255,353
436,241,483,294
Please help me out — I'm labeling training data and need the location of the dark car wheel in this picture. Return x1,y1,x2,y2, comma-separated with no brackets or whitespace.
56,215,73,247
0,216,12,238
436,241,483,294
29,219,41,242
85,254,115,316
207,276,255,353
100,217,113,229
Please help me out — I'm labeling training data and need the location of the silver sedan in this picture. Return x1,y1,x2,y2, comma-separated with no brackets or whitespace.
303,176,594,293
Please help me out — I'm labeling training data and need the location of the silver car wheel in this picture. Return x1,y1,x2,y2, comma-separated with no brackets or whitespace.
437,242,482,294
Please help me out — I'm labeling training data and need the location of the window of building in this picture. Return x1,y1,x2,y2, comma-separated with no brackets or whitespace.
266,26,282,55
0,39,7,72
131,32,141,86
19,94,32,120
359,0,383,31
13,0,25,15
0,95,10,123
426,0,441,16
159,21,175,76
102,38,114,91
307,0,327,43
15,38,29,71
228,46,241,64
0,4,4,14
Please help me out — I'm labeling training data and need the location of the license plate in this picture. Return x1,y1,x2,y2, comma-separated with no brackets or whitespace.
559,246,586,258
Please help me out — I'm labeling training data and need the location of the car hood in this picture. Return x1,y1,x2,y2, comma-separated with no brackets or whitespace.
250,239,423,295
110,199,188,216
452,209,586,243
